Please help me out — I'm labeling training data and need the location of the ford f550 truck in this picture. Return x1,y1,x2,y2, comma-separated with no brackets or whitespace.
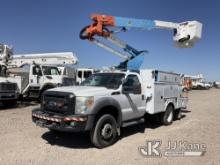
32,69,187,148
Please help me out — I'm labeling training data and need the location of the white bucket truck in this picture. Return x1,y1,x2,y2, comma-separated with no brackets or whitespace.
32,14,202,148
32,69,187,148
8,52,78,99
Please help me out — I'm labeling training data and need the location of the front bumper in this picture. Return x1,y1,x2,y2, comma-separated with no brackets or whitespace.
32,108,94,132
0,92,18,100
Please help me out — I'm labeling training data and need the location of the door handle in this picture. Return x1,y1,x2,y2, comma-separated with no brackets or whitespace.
111,91,120,95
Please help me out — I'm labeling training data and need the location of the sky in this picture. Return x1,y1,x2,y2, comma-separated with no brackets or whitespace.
0,0,219,81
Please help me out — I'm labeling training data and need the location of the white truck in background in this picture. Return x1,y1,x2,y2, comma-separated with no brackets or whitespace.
0,46,80,103
0,44,98,102
8,52,79,99
0,44,19,106
186,74,211,90
32,69,187,148
213,81,220,88
193,81,211,90
76,68,95,84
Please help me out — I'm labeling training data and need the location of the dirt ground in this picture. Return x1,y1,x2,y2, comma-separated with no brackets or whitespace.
0,89,220,165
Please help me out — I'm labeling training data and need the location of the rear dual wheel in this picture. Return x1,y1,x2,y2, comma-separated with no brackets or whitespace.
160,105,174,125
175,109,182,120
160,105,182,125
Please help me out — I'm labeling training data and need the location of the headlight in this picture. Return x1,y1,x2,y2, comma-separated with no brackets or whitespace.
75,96,94,114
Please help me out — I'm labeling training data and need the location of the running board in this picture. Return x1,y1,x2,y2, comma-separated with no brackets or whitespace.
122,118,145,127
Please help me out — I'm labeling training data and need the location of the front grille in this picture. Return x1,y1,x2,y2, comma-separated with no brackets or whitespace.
1,95,16,99
0,82,17,91
42,91,75,115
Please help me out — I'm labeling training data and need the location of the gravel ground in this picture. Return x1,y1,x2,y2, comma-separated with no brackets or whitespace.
0,89,220,165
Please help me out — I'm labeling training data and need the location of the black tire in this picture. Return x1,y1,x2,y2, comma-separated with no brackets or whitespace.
160,105,174,125
197,85,203,90
90,114,118,148
1,99,17,107
205,86,210,90
48,129,61,135
174,109,182,120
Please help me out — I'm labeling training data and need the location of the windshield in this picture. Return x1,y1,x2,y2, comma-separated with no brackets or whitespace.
42,66,60,75
81,73,125,89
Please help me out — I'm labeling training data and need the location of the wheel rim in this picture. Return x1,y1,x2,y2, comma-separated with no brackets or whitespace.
101,123,113,140
167,110,173,122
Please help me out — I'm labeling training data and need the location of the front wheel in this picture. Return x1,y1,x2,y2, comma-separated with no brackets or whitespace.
90,114,118,148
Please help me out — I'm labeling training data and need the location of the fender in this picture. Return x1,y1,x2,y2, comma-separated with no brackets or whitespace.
165,99,176,111
91,97,122,126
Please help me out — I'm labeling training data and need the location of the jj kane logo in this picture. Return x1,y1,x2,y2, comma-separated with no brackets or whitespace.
139,140,206,157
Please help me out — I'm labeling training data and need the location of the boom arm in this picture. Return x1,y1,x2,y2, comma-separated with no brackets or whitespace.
10,52,78,67
0,44,13,66
0,44,79,68
81,14,202,47
80,14,202,70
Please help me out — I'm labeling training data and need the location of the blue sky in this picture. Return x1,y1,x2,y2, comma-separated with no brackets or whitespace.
0,0,219,81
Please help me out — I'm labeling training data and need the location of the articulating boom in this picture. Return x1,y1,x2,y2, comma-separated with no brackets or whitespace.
80,14,202,70
11,52,78,67
0,44,13,66
0,44,78,68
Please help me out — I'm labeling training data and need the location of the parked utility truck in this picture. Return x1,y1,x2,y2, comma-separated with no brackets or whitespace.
0,44,18,106
0,45,97,102
32,14,202,148
32,69,187,148
8,52,78,99
0,44,80,103
10,52,98,98
186,74,211,90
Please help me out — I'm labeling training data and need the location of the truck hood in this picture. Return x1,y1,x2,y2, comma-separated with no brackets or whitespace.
47,86,115,96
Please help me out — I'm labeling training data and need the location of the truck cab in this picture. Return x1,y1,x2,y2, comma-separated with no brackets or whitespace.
9,64,76,99
76,68,94,84
32,69,187,148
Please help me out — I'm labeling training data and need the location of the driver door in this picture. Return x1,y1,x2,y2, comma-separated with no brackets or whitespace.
119,74,146,121
29,65,44,87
